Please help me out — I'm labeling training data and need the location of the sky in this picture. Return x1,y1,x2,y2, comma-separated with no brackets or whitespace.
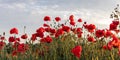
0,0,120,37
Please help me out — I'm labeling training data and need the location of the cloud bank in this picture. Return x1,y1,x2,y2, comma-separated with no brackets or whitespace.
0,0,119,35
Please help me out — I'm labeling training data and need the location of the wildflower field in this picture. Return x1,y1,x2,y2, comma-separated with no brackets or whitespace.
1,5,120,60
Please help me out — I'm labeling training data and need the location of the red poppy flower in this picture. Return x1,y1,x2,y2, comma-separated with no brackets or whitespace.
109,23,117,30
71,45,82,58
21,34,28,39
12,42,20,48
0,41,5,50
9,36,15,42
112,20,119,25
114,30,120,34
112,35,119,43
12,50,18,56
78,18,82,22
40,36,52,43
50,28,56,34
10,28,18,34
45,27,51,32
70,21,75,26
71,28,76,34
43,23,50,27
76,28,82,34
102,43,113,50
55,28,64,38
107,42,113,50
36,27,45,33
77,33,82,38
16,38,20,41
55,17,61,22
0,36,5,40
62,26,70,32
35,32,44,38
40,38,46,43
44,16,51,21
17,44,25,53
45,36,52,43
36,27,45,38
83,24,88,29
102,45,107,50
95,29,105,38
17,43,28,53
87,24,96,33
105,30,112,37
69,15,74,21
31,34,37,41
87,36,95,42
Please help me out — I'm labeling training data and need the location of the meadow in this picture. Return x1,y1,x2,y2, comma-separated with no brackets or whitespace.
0,6,120,60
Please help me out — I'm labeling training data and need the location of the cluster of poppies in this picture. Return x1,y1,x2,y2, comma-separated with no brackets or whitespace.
0,15,120,59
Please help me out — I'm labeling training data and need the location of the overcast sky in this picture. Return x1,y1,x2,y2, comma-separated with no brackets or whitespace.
0,0,120,36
